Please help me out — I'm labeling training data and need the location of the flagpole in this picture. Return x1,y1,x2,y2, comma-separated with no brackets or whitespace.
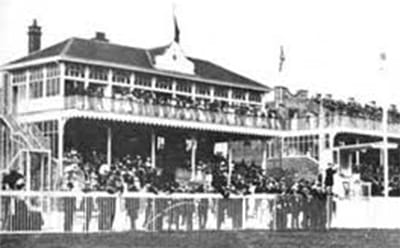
381,52,389,197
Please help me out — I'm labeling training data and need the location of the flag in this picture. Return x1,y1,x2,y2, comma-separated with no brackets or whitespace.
379,52,387,71
279,45,285,72
173,12,180,44
380,52,386,61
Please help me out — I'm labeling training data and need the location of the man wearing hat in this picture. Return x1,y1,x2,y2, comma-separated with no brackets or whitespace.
324,162,338,194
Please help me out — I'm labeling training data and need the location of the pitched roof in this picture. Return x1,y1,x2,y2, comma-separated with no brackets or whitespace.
8,37,269,91
9,39,70,64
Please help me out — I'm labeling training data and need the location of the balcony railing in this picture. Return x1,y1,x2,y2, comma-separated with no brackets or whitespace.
64,95,283,130
287,114,400,133
61,96,400,133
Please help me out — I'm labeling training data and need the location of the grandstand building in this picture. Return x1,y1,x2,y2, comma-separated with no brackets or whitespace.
1,19,400,197
1,18,400,232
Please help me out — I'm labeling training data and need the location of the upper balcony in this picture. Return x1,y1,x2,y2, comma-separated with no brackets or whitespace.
63,95,283,132
287,114,400,136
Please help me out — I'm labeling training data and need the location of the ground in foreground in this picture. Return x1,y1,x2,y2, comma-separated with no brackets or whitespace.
1,229,400,248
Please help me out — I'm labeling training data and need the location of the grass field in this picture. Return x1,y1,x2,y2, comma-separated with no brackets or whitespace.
1,229,400,248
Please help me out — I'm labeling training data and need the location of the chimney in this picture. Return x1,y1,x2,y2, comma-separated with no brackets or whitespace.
28,19,41,54
92,32,109,42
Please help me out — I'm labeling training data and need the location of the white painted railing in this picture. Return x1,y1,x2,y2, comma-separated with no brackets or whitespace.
64,96,282,130
0,191,335,233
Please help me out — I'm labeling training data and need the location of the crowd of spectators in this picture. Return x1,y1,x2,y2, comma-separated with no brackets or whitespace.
60,149,328,198
354,163,400,196
65,83,287,127
310,94,400,124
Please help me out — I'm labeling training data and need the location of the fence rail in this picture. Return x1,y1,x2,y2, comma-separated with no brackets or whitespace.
0,191,333,234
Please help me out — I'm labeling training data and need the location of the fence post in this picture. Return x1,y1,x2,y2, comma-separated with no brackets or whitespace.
326,195,332,230
272,197,277,231
242,196,246,230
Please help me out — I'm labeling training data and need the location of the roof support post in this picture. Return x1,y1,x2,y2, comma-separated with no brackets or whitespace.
383,108,389,197
227,140,233,187
107,126,112,167
190,136,197,181
261,139,268,173
59,62,65,97
150,128,156,168
26,150,31,191
355,139,360,166
57,118,66,181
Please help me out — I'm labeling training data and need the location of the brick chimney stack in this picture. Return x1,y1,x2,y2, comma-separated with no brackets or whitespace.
28,19,41,54
92,32,109,42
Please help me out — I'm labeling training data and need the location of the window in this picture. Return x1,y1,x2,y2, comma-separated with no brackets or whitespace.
28,67,44,99
196,84,210,95
155,77,172,90
29,68,44,81
214,86,228,98
65,63,85,78
176,80,192,93
112,69,130,84
134,73,152,87
29,81,43,99
12,71,27,84
46,78,60,96
249,91,262,102
89,66,108,81
13,85,26,101
46,64,60,78
45,64,60,97
232,89,246,100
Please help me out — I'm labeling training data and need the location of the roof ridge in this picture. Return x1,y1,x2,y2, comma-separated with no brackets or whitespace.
60,37,76,56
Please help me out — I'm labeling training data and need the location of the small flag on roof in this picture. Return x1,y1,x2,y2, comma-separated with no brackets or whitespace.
279,45,285,72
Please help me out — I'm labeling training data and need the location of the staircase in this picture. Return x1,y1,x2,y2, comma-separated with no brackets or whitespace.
0,113,50,175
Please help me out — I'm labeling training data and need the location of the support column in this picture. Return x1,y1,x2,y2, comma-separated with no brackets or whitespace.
383,108,389,197
348,152,353,176
150,129,156,168
383,139,389,197
40,154,44,191
26,150,31,191
190,137,197,181
261,139,268,173
47,151,51,191
58,118,65,180
107,126,112,166
355,139,360,165
227,141,233,187
59,63,65,97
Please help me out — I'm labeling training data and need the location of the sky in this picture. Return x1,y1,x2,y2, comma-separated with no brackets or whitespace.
1,0,400,106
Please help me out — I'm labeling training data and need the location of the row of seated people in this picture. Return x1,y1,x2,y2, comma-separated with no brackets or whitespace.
60,149,311,196
65,83,288,129
66,82,400,126
310,94,400,124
